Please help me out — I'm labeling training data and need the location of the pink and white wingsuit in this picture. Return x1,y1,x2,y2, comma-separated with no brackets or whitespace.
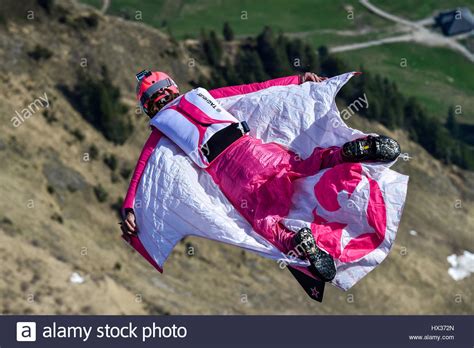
122,73,408,290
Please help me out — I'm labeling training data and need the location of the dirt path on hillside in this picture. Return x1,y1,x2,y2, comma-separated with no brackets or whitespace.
285,28,376,39
330,33,413,53
101,0,110,14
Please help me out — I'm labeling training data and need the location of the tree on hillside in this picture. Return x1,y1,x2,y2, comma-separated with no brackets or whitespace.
256,27,291,77
403,97,422,142
209,30,223,58
38,0,54,13
222,58,243,85
73,66,132,145
304,44,319,73
223,22,234,41
318,45,329,60
201,29,223,66
210,70,227,89
236,49,267,83
286,38,305,72
276,33,294,75
460,144,474,169
381,78,398,129
445,105,460,137
390,81,405,128
320,55,347,78
285,39,318,73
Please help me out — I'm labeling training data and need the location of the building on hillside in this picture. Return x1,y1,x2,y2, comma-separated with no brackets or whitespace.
435,7,474,36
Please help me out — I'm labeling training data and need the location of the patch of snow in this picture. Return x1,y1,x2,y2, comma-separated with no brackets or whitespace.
447,251,474,281
150,276,173,291
69,272,85,284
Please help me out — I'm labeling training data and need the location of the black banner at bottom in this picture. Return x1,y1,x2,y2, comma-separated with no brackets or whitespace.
2,315,472,347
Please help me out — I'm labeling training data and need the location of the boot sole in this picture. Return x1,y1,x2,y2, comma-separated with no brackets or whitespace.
295,228,337,282
343,135,401,163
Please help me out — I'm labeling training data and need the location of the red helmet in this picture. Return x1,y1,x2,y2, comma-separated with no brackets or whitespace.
135,70,179,116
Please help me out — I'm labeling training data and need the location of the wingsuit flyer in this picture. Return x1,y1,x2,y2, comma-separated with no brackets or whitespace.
1,1,472,347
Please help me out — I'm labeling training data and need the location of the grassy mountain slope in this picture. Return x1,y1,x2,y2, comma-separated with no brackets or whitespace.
82,0,389,38
80,0,474,127
0,0,472,314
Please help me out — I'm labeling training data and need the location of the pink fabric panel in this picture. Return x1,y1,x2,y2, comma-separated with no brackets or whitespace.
311,162,387,262
206,135,344,254
289,146,344,178
338,176,386,262
209,75,301,99
179,95,234,126
122,129,162,212
314,161,362,212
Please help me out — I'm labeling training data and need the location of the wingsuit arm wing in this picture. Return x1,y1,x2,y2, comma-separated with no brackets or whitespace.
208,75,301,99
121,75,300,273
122,128,162,216
121,128,164,273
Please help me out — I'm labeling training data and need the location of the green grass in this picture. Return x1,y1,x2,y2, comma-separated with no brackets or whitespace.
306,32,373,48
82,0,390,39
335,43,474,124
372,0,473,20
80,0,473,127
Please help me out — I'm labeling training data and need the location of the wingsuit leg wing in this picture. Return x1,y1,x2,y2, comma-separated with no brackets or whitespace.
288,266,325,302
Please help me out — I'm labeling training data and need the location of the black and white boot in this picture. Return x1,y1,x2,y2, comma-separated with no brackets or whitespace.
342,135,401,163
293,227,336,282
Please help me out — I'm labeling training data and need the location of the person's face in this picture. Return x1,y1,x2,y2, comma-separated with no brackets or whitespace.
147,89,179,117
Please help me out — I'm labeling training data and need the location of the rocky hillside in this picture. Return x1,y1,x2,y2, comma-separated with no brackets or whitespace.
0,0,472,314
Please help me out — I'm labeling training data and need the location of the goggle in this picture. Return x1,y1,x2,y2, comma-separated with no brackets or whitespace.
144,89,175,116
